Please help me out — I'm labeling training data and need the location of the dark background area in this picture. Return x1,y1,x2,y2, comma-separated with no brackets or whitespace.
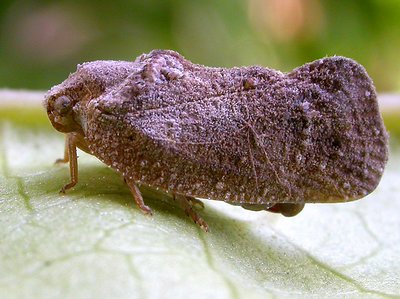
1,0,400,92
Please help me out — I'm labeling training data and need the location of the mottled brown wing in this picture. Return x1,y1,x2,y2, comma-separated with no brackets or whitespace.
86,51,388,205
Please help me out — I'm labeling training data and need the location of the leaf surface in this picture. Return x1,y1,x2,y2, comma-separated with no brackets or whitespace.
0,94,399,299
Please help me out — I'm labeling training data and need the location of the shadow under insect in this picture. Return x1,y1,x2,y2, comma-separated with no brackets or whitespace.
39,163,208,228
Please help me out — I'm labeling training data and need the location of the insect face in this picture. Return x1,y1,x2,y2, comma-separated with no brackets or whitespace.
45,60,143,135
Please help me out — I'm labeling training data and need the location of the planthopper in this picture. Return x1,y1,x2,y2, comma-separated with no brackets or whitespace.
44,50,389,231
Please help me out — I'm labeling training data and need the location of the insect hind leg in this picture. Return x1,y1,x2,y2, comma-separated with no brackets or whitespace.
240,202,305,217
173,194,209,232
266,203,305,217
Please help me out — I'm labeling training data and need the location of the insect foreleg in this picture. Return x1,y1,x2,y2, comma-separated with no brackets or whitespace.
55,135,70,164
60,133,78,193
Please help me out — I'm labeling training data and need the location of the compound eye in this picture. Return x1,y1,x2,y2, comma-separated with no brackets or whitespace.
54,95,72,115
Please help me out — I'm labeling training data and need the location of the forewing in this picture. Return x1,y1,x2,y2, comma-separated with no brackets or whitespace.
85,51,388,205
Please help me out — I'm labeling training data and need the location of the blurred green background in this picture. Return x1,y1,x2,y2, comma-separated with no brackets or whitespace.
1,0,400,92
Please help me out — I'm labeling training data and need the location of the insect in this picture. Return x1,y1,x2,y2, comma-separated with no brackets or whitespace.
44,50,388,231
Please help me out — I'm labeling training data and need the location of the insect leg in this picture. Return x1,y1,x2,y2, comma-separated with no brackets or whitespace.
185,196,205,209
124,179,153,215
60,133,78,193
266,203,305,217
55,135,69,164
173,194,209,232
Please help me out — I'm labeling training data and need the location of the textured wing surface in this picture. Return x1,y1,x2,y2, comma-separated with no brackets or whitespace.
86,51,388,204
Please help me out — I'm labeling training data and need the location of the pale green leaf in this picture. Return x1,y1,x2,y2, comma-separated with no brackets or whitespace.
0,92,399,299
